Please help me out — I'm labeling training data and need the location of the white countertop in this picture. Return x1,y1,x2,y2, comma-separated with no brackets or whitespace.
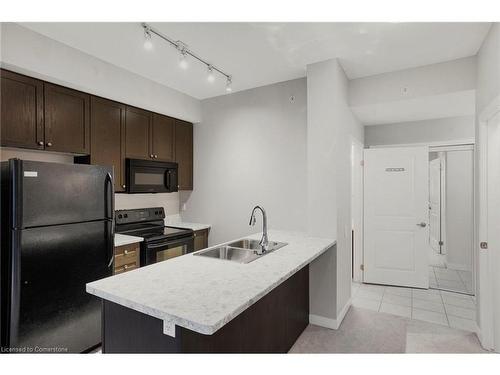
164,214,211,231
87,230,335,337
114,233,144,247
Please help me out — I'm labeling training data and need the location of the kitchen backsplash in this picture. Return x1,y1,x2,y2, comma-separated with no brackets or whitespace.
115,192,180,215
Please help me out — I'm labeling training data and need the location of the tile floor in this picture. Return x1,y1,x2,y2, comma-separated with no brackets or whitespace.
352,282,477,332
429,266,473,294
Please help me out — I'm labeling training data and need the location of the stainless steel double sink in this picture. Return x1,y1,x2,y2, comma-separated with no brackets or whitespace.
193,238,288,264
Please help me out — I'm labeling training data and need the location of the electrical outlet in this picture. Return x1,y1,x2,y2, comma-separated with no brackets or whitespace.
181,203,187,211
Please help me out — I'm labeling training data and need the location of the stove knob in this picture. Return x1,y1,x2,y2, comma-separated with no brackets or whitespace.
118,214,123,219
124,214,128,218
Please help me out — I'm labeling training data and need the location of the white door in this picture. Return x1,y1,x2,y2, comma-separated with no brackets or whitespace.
429,157,442,253
364,147,429,288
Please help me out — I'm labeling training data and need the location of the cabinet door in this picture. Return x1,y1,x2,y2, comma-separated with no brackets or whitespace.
193,229,209,251
152,113,175,161
175,120,193,190
125,106,152,160
44,83,90,153
90,97,126,192
0,69,44,149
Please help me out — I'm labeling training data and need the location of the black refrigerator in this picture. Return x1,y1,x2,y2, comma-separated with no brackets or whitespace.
0,159,114,353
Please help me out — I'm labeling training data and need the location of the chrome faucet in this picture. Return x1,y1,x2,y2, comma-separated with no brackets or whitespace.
249,205,269,254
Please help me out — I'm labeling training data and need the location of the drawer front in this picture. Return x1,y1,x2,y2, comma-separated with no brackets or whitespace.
114,243,140,274
114,262,138,274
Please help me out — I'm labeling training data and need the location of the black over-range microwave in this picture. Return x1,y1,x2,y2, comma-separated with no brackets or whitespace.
125,158,178,193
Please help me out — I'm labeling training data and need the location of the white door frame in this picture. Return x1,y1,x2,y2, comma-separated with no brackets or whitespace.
429,153,446,255
351,137,364,282
477,95,500,351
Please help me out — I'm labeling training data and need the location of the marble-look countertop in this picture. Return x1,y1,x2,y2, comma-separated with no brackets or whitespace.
87,230,335,337
164,214,211,231
114,233,144,247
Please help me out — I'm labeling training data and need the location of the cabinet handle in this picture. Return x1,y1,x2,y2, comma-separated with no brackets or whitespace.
122,184,126,189
154,155,158,159
46,142,53,147
37,141,44,146
150,154,154,158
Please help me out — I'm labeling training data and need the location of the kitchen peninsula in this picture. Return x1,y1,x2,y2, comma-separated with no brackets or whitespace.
86,230,335,353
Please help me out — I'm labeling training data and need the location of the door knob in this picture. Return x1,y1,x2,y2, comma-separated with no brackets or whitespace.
122,184,126,189
416,222,427,227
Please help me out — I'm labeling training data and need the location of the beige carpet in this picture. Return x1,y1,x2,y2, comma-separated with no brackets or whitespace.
289,306,488,353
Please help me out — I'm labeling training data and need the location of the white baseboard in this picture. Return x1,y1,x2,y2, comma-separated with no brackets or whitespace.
476,322,495,352
309,299,351,330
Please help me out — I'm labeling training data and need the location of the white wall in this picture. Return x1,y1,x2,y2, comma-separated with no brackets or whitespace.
181,78,307,245
364,116,475,147
476,24,500,114
349,57,476,125
0,23,201,123
475,23,500,351
307,58,363,324
350,57,476,107
445,150,474,271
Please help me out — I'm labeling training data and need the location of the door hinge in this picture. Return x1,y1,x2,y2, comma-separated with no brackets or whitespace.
480,242,488,250
360,264,364,271
360,160,364,166
438,240,444,246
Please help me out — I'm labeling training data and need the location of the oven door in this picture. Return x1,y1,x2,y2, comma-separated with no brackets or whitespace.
126,159,178,193
142,236,194,266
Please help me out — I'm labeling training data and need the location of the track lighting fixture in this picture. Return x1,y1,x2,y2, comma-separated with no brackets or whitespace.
141,23,233,93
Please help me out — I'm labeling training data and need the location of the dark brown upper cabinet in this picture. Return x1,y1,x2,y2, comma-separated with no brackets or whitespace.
175,120,193,190
151,113,175,162
0,70,44,150
44,83,90,154
125,106,152,160
90,97,126,192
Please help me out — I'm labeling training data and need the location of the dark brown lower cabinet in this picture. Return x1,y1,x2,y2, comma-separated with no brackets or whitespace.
101,265,309,353
193,229,209,251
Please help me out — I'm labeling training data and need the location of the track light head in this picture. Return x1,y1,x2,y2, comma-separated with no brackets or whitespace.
207,65,215,83
179,51,189,70
226,76,233,93
143,25,153,50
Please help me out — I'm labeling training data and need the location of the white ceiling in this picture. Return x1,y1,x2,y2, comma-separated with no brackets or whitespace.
20,22,491,100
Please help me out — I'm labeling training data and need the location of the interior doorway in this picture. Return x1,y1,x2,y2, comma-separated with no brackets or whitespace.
428,147,475,295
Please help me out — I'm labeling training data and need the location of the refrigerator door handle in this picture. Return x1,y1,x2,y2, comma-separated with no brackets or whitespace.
104,173,114,220
104,173,115,271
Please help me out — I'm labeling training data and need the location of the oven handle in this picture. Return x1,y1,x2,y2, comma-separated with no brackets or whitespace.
147,235,194,250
